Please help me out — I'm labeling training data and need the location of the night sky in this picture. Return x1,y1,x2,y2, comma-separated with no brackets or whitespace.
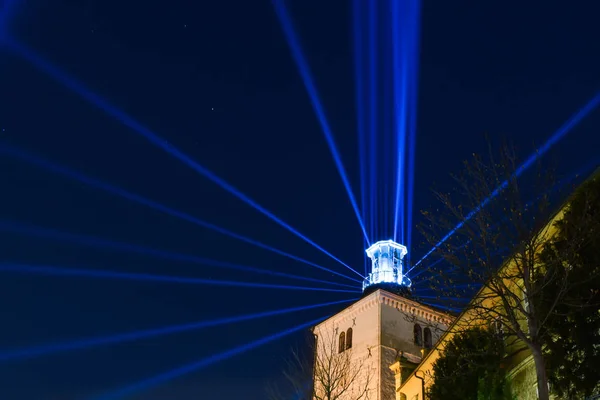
1,0,600,399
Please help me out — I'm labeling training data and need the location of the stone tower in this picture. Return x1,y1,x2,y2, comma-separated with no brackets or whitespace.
312,240,453,400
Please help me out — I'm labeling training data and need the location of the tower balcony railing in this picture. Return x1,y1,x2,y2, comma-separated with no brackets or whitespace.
363,240,411,291
362,269,412,291
362,270,403,290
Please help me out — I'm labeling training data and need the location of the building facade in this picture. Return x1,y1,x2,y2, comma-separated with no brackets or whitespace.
312,288,453,399
395,171,600,399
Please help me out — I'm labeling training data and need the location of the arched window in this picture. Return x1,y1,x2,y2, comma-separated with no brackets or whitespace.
424,327,432,349
414,324,422,346
346,328,353,350
338,331,346,353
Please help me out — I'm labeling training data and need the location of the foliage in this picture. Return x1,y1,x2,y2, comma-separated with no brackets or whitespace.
428,327,510,400
417,143,597,400
540,172,600,398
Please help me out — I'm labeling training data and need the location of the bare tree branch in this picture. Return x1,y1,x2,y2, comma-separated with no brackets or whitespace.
411,142,596,400
268,327,374,400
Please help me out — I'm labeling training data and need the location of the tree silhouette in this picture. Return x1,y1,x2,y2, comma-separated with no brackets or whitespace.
540,172,600,398
267,326,373,400
428,327,510,400
417,143,599,400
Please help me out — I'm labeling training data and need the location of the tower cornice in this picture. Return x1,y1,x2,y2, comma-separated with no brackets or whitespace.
378,290,454,326
313,289,381,330
313,289,453,331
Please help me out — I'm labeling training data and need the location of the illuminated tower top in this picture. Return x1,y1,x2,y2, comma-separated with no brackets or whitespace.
363,240,411,291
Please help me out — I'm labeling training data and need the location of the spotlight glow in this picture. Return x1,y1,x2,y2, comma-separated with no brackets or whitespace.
0,143,361,284
405,0,422,264
408,157,600,281
0,299,354,362
367,0,377,242
0,263,362,294
392,0,408,245
353,0,422,249
0,220,358,289
362,239,411,291
0,0,19,39
391,0,421,250
409,91,600,273
5,38,361,278
91,317,327,400
271,0,370,246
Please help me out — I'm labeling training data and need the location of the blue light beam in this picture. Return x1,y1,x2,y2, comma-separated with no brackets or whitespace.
0,143,361,284
91,316,327,400
354,0,370,277
0,298,353,362
0,263,362,294
271,0,370,246
353,0,368,238
0,220,358,289
408,91,600,273
408,157,600,280
290,383,312,400
5,38,361,278
391,0,422,248
368,0,378,242
405,0,422,262
392,0,408,244
0,0,19,39
409,256,446,280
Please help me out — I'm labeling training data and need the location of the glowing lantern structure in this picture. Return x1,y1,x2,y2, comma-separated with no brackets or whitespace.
362,240,411,291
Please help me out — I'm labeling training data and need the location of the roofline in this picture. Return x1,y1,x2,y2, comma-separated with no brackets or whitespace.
398,167,600,391
312,288,455,332
311,289,380,332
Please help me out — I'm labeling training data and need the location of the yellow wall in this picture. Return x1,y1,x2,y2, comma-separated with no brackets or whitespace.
396,208,567,400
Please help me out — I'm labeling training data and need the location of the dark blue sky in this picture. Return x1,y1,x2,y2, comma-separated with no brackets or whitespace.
1,0,599,399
